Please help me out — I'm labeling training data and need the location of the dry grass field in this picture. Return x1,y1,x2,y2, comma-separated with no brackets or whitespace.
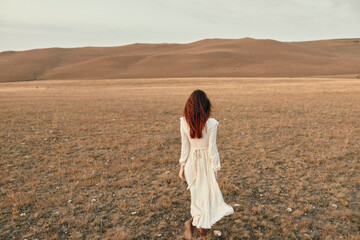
0,77,359,239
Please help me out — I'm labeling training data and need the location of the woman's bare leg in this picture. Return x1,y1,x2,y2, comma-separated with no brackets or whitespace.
184,217,195,239
189,217,195,233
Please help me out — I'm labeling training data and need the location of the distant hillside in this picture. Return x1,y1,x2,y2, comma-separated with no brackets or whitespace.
0,37,359,82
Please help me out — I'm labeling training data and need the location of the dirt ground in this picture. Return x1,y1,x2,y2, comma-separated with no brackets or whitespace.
1,77,359,239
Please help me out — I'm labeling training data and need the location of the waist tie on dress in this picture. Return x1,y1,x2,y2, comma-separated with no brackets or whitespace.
187,147,208,190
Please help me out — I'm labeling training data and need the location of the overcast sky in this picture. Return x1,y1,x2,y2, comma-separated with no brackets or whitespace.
1,0,359,51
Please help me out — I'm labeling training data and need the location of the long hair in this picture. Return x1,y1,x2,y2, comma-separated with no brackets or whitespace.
183,89,212,138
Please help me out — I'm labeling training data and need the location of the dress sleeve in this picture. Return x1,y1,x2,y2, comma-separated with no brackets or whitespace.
209,119,221,172
179,117,190,167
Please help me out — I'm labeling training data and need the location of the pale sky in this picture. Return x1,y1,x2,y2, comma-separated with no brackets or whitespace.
1,0,359,51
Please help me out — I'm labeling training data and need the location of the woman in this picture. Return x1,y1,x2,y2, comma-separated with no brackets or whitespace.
178,89,234,238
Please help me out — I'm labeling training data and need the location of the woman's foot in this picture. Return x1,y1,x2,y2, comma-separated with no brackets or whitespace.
184,217,195,239
199,228,207,237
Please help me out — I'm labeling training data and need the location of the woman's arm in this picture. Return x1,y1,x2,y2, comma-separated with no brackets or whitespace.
209,119,221,172
179,117,190,168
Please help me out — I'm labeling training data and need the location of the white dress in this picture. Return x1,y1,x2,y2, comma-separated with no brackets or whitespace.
179,116,234,229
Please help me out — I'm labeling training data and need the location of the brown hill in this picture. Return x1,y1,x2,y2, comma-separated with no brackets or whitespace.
0,37,359,82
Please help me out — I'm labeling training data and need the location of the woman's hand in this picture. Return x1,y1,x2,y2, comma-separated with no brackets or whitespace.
179,166,185,180
214,171,218,180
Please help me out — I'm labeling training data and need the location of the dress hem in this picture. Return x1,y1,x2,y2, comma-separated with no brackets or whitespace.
191,206,234,229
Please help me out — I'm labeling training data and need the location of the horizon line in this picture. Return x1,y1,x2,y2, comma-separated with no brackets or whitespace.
1,36,360,53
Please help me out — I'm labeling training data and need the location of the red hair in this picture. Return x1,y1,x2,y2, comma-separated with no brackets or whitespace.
183,89,212,138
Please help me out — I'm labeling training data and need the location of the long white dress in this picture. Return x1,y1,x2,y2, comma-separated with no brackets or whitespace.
179,116,234,229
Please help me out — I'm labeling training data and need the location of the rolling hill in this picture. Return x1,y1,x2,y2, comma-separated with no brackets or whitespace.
0,37,359,82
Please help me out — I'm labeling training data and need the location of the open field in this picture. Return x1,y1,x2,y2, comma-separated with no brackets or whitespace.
0,77,359,239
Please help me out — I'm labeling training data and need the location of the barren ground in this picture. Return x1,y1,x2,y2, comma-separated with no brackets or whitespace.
0,77,359,239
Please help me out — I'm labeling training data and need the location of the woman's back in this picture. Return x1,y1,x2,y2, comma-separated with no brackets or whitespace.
180,116,216,149
179,116,221,172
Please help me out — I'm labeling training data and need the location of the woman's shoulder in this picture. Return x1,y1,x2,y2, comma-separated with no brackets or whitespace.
179,116,188,128
180,116,218,123
206,117,219,129
179,116,185,125
179,116,218,129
